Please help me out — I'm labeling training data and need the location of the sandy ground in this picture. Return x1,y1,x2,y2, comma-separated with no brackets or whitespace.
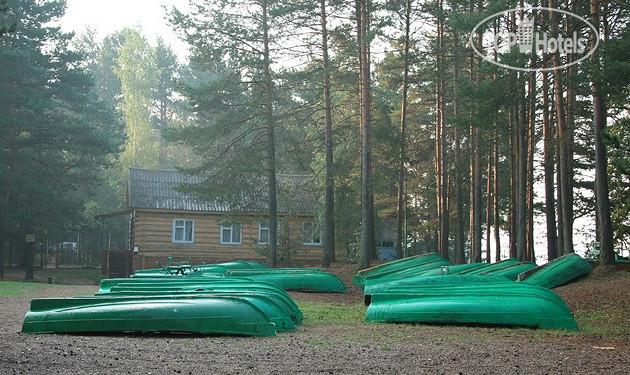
0,263,628,374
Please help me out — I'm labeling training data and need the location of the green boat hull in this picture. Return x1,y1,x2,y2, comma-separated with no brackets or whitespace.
131,260,268,277
518,253,593,288
363,275,511,305
366,276,578,330
100,285,303,325
363,259,453,283
226,270,347,293
353,253,447,287
411,262,488,277
132,265,228,276
111,292,295,331
130,270,229,278
22,295,278,336
128,265,347,293
445,259,521,275
480,262,537,281
408,261,518,279
100,277,265,293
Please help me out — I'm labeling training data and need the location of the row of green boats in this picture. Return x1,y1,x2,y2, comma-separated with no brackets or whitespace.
22,254,592,335
22,260,347,336
129,259,348,293
355,253,593,331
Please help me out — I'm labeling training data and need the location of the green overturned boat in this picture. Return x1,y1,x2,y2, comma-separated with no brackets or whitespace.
366,275,578,330
412,262,488,277
98,277,256,293
22,295,278,336
99,282,303,325
131,260,268,277
353,253,451,289
517,253,593,288
449,259,521,275
226,269,348,293
128,261,346,293
406,259,535,281
363,275,511,305
480,261,537,281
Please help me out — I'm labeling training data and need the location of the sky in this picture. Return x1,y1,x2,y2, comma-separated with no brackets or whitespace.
59,0,190,59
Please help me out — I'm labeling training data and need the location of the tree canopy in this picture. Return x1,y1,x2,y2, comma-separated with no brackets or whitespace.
0,0,124,276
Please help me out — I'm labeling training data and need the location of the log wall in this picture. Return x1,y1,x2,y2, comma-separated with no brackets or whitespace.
130,209,324,270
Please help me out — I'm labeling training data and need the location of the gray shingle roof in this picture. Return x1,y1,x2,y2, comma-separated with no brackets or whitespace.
127,168,318,214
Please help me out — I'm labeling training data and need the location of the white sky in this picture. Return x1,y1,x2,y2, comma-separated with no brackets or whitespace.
59,0,190,59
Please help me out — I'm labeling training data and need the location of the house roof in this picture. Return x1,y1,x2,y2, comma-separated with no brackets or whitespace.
127,168,319,215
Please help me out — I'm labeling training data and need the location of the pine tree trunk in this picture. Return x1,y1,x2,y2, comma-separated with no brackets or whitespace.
542,70,558,261
439,43,449,261
396,0,411,261
0,174,6,278
527,69,536,261
470,125,477,262
473,130,482,263
470,7,482,263
435,1,449,260
486,144,492,263
493,126,501,262
358,0,374,269
435,10,443,257
509,107,518,259
550,1,573,255
453,32,465,265
556,149,565,255
564,0,577,254
517,81,528,261
24,223,34,280
590,0,615,265
261,0,278,267
492,20,501,263
0,221,4,278
320,0,336,267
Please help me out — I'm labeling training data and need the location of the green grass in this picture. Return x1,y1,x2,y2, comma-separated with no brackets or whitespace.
50,268,103,285
297,300,627,341
0,281,55,297
573,307,628,339
297,301,367,324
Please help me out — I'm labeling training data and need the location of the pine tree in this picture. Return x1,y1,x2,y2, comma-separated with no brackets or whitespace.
168,0,286,266
0,0,124,278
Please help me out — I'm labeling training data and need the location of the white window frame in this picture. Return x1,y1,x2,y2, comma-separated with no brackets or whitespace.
258,221,270,245
258,220,279,245
172,219,194,244
220,223,242,245
302,221,321,246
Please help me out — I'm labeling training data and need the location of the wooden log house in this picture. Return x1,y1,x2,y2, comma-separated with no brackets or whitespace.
103,168,324,271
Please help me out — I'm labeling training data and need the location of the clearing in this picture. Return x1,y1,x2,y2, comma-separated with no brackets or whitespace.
0,264,628,374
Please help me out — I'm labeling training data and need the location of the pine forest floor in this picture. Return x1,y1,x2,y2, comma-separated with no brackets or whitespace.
0,263,628,374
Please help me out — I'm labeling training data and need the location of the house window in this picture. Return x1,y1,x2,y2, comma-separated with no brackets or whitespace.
221,223,242,244
258,220,279,244
172,219,194,243
259,221,270,244
302,221,321,245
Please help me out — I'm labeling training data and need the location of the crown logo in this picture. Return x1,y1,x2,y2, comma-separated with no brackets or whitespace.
517,15,535,53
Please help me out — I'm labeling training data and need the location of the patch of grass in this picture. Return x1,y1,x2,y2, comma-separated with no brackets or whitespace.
305,338,335,347
573,306,628,339
297,302,366,324
0,281,54,297
50,268,103,285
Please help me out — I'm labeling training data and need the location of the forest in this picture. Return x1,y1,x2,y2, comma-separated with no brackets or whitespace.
1,0,629,275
